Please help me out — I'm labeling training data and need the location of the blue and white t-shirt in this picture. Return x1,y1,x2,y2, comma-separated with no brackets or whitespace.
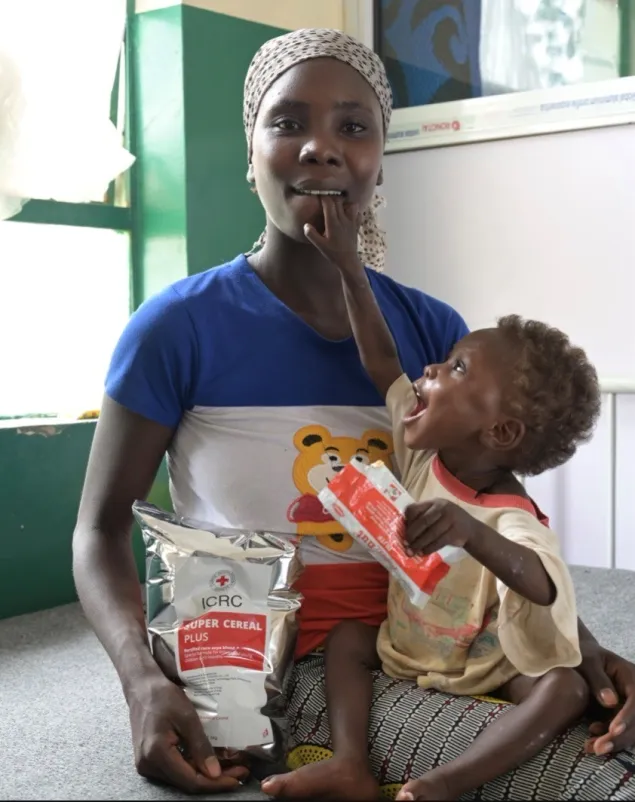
106,254,468,654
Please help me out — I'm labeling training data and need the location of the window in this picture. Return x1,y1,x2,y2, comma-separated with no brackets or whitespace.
376,0,633,108
0,222,130,417
376,0,635,150
0,7,134,420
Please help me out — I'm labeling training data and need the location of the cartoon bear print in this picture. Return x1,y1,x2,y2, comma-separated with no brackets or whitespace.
287,425,394,552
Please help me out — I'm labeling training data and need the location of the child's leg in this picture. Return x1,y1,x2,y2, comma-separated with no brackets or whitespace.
396,667,589,801
262,620,381,800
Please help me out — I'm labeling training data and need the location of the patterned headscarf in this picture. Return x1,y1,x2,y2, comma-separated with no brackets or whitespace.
243,28,393,271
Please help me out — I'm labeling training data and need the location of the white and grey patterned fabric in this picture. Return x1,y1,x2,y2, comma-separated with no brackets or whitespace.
286,654,635,800
243,28,392,271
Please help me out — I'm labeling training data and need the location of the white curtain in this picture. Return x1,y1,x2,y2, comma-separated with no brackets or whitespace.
0,0,134,221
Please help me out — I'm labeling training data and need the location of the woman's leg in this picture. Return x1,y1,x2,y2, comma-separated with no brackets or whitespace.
287,657,635,800
396,668,589,801
262,620,381,800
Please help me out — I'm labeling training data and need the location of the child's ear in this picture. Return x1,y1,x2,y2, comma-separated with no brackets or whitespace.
481,417,525,453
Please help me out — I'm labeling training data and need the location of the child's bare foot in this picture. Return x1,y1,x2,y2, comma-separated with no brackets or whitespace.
261,757,380,800
396,768,455,801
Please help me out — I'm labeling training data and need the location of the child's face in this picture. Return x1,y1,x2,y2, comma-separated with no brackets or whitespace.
403,330,521,455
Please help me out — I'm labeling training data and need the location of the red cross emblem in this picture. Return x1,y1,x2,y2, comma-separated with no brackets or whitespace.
210,569,235,591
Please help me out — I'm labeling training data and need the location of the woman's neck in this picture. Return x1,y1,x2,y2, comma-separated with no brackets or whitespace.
247,223,352,337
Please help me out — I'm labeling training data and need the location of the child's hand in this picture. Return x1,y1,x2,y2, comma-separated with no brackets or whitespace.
304,197,364,276
404,499,479,556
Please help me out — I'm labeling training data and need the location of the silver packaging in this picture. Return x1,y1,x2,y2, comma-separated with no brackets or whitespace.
133,500,303,762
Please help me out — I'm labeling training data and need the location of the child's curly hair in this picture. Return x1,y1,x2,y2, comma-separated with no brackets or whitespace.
497,315,601,476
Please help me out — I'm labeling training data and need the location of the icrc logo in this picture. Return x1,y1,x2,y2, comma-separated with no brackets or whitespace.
210,570,235,591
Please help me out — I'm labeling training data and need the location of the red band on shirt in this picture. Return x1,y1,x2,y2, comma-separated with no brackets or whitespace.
293,562,389,659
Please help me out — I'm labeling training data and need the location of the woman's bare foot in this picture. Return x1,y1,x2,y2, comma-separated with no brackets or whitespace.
261,757,380,800
396,768,455,801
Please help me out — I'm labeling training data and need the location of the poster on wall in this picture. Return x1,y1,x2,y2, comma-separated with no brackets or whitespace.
375,0,635,152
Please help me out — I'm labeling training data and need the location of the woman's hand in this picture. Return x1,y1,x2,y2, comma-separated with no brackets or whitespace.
304,197,364,278
128,673,250,793
577,641,635,755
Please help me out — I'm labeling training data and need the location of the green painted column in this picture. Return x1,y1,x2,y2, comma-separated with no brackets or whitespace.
131,4,287,303
130,4,188,303
619,0,635,77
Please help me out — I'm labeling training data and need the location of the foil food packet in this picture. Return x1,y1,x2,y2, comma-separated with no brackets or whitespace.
133,500,303,761
319,461,465,607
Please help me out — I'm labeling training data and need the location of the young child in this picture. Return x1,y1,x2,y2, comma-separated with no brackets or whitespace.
262,199,601,802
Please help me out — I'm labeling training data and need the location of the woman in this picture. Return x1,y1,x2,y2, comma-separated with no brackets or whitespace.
73,28,635,799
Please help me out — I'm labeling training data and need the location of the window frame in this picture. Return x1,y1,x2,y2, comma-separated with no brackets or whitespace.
8,0,137,306
1,0,138,421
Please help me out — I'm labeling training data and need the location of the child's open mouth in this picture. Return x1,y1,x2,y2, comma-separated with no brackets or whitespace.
404,383,428,423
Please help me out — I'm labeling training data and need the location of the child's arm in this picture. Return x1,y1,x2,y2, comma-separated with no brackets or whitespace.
465,520,556,606
304,198,403,397
405,500,557,606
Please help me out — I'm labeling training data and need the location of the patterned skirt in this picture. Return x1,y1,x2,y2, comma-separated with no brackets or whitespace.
285,655,635,800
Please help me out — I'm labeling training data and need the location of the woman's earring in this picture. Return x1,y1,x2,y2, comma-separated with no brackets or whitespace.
247,164,257,194
377,166,384,186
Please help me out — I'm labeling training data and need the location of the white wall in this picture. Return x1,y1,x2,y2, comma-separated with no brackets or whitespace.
382,124,635,570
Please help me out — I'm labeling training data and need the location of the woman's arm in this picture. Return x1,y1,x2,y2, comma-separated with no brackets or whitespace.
73,397,173,696
304,198,403,396
73,396,248,793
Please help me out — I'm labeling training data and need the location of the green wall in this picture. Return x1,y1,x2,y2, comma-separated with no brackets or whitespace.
0,422,170,619
133,6,286,297
182,7,284,273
